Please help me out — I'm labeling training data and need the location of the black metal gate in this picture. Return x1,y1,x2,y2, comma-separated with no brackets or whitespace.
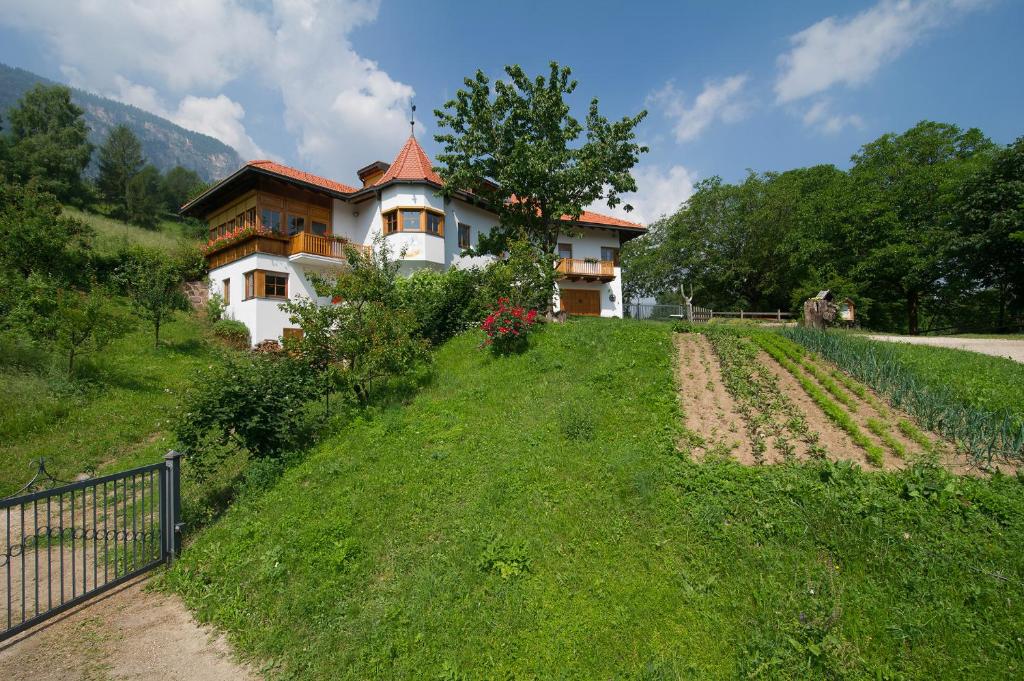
1,451,182,642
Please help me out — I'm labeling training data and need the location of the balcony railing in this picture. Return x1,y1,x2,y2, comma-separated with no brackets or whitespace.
205,231,370,269
556,258,616,281
288,232,370,260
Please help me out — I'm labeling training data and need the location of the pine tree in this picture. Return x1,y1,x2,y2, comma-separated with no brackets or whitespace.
125,164,162,229
7,85,92,203
97,124,144,215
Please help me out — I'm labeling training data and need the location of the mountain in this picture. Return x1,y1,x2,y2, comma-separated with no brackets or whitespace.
0,63,243,182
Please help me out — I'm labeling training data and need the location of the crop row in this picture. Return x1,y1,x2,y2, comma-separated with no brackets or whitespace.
779,327,1024,465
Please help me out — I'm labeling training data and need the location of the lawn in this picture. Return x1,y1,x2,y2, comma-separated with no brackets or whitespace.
64,206,199,255
0,313,214,496
168,318,1024,679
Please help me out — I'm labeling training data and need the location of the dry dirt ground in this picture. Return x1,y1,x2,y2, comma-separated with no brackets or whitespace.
675,333,966,471
868,334,1024,363
0,575,255,681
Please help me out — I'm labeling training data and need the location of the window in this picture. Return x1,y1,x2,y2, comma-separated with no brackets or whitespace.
218,222,227,237
243,270,287,299
222,278,230,303
287,215,305,236
265,272,287,298
312,221,328,236
384,211,399,234
558,243,573,260
283,328,304,342
246,207,256,229
601,247,619,265
402,209,421,232
426,212,442,236
458,223,472,249
261,208,282,233
235,213,244,230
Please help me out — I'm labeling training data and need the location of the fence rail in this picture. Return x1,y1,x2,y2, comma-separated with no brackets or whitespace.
1,453,181,642
626,302,794,322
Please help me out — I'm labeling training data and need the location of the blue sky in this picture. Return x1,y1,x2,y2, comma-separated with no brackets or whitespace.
0,0,1020,222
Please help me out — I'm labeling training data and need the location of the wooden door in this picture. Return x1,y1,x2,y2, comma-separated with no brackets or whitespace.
560,289,601,316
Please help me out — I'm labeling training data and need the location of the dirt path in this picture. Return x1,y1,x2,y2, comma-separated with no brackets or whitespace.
868,335,1024,363
0,576,255,681
674,333,754,463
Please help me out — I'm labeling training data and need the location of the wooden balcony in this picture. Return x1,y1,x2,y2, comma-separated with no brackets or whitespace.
205,232,370,270
288,232,370,260
555,258,616,282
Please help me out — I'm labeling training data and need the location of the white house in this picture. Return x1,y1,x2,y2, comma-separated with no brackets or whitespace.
181,135,645,345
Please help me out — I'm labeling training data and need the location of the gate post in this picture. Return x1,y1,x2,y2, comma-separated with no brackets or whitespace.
163,450,183,564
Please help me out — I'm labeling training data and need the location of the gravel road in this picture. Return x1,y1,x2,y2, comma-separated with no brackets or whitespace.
868,335,1024,363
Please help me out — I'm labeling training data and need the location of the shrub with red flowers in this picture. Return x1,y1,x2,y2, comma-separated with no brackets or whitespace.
201,224,273,255
481,298,538,354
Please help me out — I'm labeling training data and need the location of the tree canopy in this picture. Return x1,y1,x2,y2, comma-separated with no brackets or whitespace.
97,123,145,215
6,84,92,203
623,121,1019,333
434,62,647,257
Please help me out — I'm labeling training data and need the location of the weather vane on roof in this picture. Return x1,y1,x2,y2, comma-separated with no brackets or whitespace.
410,103,416,137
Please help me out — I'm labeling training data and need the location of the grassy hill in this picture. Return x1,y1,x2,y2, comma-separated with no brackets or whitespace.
0,62,242,181
64,206,200,255
167,319,1024,679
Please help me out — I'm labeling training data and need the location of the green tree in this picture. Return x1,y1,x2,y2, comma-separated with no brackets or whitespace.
950,137,1024,330
160,165,206,213
115,246,198,347
434,62,647,267
97,124,144,214
52,286,133,374
125,164,162,229
281,237,430,405
6,85,92,203
849,121,993,334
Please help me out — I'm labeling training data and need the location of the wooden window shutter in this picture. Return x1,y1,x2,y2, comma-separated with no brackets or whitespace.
255,270,266,298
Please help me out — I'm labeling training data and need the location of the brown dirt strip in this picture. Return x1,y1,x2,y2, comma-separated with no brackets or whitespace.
674,333,755,463
755,351,879,467
0,575,255,681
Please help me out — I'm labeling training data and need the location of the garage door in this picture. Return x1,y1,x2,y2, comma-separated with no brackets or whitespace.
560,289,601,316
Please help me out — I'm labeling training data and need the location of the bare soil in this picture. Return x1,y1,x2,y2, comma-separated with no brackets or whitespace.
0,575,255,681
674,333,969,472
674,333,754,463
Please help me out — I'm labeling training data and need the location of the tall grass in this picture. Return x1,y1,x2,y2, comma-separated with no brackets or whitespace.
780,327,1024,465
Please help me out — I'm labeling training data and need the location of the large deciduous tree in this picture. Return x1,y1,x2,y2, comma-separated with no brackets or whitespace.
849,121,993,334
434,62,647,264
97,124,145,215
160,165,206,213
950,136,1024,330
6,85,92,203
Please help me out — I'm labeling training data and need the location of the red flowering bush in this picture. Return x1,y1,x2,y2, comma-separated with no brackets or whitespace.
201,224,273,255
481,298,538,354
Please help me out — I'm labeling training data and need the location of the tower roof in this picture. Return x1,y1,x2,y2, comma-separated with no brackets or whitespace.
378,135,443,185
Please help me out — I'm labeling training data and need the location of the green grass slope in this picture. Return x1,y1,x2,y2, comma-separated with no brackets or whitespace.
64,206,199,255
0,314,213,495
169,319,1024,679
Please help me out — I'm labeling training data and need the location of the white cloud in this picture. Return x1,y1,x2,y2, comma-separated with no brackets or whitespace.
775,0,990,104
0,0,416,181
592,164,698,226
648,76,749,143
801,99,865,134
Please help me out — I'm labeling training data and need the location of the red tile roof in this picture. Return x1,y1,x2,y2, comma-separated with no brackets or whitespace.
565,209,644,229
246,159,358,194
239,148,643,231
377,136,443,185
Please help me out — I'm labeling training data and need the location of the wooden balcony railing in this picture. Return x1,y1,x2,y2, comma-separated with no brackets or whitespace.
556,258,616,281
205,232,371,269
288,232,370,260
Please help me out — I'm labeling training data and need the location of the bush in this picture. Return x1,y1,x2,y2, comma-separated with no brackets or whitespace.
211,318,250,349
173,352,317,467
205,291,226,322
397,267,487,345
481,298,538,354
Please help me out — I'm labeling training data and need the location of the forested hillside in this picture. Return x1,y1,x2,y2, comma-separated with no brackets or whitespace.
0,63,241,181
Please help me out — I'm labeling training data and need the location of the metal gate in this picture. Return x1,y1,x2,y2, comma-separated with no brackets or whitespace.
1,451,182,642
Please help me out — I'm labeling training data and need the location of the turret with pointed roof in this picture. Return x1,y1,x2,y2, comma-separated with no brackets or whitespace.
377,135,443,186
